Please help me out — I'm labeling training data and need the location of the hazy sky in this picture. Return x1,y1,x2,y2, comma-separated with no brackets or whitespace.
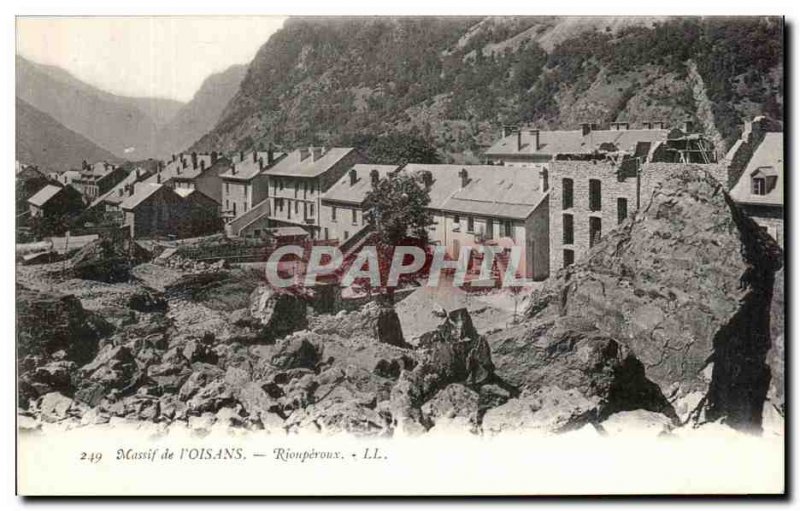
16,16,287,102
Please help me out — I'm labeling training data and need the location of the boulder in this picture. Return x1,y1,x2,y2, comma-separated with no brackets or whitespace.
38,392,74,423
70,237,150,282
270,335,322,370
523,167,782,431
421,383,480,430
17,286,109,365
599,410,674,437
250,286,308,341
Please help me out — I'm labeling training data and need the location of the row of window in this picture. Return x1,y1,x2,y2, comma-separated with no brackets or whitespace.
329,206,362,225
275,198,316,219
561,178,602,212
451,215,514,238
561,198,628,246
272,178,317,198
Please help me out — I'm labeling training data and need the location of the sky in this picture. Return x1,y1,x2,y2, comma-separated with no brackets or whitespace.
16,16,287,103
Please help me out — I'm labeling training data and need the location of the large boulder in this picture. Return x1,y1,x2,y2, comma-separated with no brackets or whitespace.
17,286,109,365
523,167,782,431
250,286,308,341
70,237,150,282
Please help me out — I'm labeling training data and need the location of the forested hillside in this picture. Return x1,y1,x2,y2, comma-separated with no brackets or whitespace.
191,16,782,162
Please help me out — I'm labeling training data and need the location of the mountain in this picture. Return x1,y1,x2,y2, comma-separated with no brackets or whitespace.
16,55,185,160
190,16,783,162
154,64,247,157
16,97,120,172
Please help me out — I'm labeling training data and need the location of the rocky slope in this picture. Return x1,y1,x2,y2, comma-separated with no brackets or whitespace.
509,166,782,431
16,98,121,172
192,16,782,161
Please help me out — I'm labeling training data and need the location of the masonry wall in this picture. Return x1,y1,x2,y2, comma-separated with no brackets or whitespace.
549,161,640,272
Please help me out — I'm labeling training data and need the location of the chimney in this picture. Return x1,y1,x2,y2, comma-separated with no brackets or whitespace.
267,147,274,165
182,158,187,169
370,169,380,187
516,130,522,151
502,125,516,138
200,160,206,171
239,150,244,162
230,163,236,175
128,184,134,196
191,152,198,170
643,121,653,130
171,154,176,163
82,160,88,171
312,147,323,161
349,168,357,186
157,174,161,184
581,123,592,136
258,157,264,171
459,168,469,188
211,151,218,164
529,129,540,151
253,150,258,163
683,120,694,133
299,148,310,161
539,167,549,192
421,170,433,189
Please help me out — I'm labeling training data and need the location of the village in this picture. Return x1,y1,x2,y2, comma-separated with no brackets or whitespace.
16,115,784,286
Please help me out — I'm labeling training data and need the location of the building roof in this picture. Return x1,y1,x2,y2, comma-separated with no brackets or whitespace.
264,147,355,178
220,151,285,181
321,164,399,205
28,184,64,207
269,226,310,238
485,128,674,158
401,163,548,220
120,183,165,210
143,153,215,185
90,167,151,208
730,132,784,208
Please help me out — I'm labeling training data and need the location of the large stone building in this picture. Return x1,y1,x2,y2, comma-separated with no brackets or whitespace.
220,149,284,222
319,164,399,243
224,147,361,238
71,161,127,201
403,163,551,280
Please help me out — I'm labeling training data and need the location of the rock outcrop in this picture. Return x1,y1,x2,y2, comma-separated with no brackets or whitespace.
522,167,782,431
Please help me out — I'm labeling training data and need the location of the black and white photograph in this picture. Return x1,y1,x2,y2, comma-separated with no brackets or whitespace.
11,10,787,496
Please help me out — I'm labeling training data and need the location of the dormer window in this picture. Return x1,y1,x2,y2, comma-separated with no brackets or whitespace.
751,166,778,196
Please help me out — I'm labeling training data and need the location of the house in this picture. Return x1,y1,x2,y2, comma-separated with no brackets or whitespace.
174,187,223,237
485,122,714,166
87,166,154,223
27,184,84,219
729,131,784,246
71,161,127,201
226,147,361,238
120,183,185,239
319,164,399,242
166,152,229,204
16,162,51,214
402,163,550,280
220,149,285,222
142,152,215,192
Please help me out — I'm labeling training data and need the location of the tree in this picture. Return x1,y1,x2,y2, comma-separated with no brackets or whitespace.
364,171,434,246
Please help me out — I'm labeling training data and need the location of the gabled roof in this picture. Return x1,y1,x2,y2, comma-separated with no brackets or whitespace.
220,151,285,181
401,163,548,220
28,184,63,207
730,132,784,207
174,187,220,205
485,128,674,158
143,153,215,185
321,164,399,205
121,183,166,210
90,167,151,208
264,148,355,178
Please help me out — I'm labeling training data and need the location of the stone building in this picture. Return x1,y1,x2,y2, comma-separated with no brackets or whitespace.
319,164,399,242
71,161,127,201
27,184,84,219
403,163,550,280
220,149,284,222
120,183,220,239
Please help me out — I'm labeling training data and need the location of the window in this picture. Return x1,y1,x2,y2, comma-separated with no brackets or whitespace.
589,179,601,211
331,206,337,222
304,182,308,198
344,231,350,240
324,228,329,240
752,177,767,195
309,203,314,217
486,218,494,238
467,216,474,232
352,209,358,224
287,200,292,219
279,179,284,191
562,178,573,209
563,214,574,244
617,198,628,225
225,200,229,211
504,220,513,238
295,182,299,198
563,249,575,268
589,217,602,247
225,182,230,194
295,201,299,214
232,203,237,216
453,214,460,224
